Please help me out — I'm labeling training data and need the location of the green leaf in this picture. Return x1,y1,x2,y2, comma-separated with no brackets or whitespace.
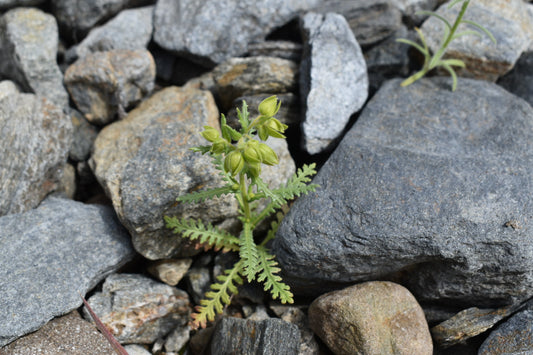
448,0,466,9
256,246,293,304
451,30,483,41
441,63,459,92
417,11,452,31
461,19,497,44
164,216,240,252
440,58,465,67
221,114,242,141
177,185,234,204
395,38,429,57
191,260,243,329
190,145,212,154
237,100,249,132
239,222,259,282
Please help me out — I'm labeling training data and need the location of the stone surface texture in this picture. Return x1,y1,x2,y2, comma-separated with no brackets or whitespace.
210,317,301,355
0,7,69,107
68,109,99,162
498,50,533,107
84,273,191,344
300,12,368,154
273,77,533,307
0,80,19,99
0,312,116,355
421,0,533,81
147,258,193,286
308,281,432,355
153,0,321,66
64,49,156,125
0,92,72,216
0,197,135,347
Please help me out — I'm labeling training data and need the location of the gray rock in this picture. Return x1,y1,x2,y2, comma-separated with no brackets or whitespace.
390,0,441,25
212,56,298,111
210,317,300,355
69,109,99,162
421,0,533,81
164,324,190,352
67,6,154,62
0,197,135,346
0,0,45,10
0,80,19,99
89,87,237,260
84,273,191,344
0,93,72,216
247,40,303,62
64,49,156,125
498,50,533,108
273,77,533,307
312,0,402,47
122,344,152,355
308,281,433,355
51,0,152,36
147,258,192,286
478,304,533,354
0,8,69,107
56,163,77,199
186,267,212,305
0,311,116,355
153,0,321,66
300,12,368,154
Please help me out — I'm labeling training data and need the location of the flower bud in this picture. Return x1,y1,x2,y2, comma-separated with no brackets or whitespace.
243,141,262,163
258,95,280,117
210,138,227,154
201,126,220,142
264,118,287,139
224,150,244,176
257,143,279,166
246,162,261,179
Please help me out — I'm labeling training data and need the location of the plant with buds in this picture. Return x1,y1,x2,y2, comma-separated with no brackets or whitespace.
165,96,318,329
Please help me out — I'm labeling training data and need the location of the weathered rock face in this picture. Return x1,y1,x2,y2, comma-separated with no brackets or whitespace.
273,77,533,307
421,0,533,81
299,12,368,154
0,7,69,107
153,0,321,66
84,273,191,344
0,92,72,216
308,281,433,355
64,49,156,125
0,197,135,347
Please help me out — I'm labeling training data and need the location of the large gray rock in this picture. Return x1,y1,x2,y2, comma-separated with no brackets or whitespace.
84,273,191,344
300,12,368,154
210,317,300,355
498,50,533,108
421,0,533,81
273,77,533,307
0,197,135,346
67,6,154,62
0,8,69,107
0,92,72,216
153,0,321,66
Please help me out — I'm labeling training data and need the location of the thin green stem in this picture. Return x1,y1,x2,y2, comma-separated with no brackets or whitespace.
239,173,251,221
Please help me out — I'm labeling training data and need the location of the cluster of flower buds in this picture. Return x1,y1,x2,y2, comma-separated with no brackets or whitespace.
199,96,288,179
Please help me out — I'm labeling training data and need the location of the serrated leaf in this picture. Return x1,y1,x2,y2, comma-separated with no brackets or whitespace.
177,185,234,204
239,222,259,282
256,246,293,304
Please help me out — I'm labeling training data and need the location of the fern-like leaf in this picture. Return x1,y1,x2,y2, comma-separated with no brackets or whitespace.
177,185,234,204
191,261,243,329
164,216,239,252
239,222,260,282
256,246,293,304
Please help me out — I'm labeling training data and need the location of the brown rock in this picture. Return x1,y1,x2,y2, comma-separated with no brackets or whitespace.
308,281,433,355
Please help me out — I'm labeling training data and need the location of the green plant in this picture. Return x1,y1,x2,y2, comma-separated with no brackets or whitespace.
164,96,318,329
397,0,496,91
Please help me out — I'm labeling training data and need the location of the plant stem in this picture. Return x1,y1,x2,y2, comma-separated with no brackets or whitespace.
239,173,251,221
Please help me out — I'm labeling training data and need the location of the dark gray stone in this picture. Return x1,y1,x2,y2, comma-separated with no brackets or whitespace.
273,77,533,307
300,12,368,154
153,0,321,66
69,109,99,162
0,0,45,10
186,267,211,305
247,40,303,62
0,8,69,107
498,51,533,108
0,197,135,346
210,317,300,355
0,92,72,216
390,0,441,25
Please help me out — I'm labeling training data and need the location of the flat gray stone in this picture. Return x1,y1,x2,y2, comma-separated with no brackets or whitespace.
0,197,135,346
0,8,69,107
300,12,368,154
273,77,533,307
153,0,321,66
0,92,72,216
210,317,300,355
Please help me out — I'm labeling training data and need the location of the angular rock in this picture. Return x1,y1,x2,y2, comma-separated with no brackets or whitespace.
0,0,45,10
64,49,156,125
498,50,533,108
147,258,192,286
0,80,19,99
421,0,533,81
51,0,152,36
164,324,190,353
309,281,432,355
273,77,533,307
90,87,235,260
247,40,303,62
56,163,77,199
186,267,211,304
153,0,321,66
67,6,154,62
210,317,300,355
478,304,533,354
123,344,152,355
69,109,99,162
312,0,402,47
212,56,298,110
0,93,72,216
84,273,191,344
0,197,135,346
0,312,116,355
300,12,368,154
0,8,69,107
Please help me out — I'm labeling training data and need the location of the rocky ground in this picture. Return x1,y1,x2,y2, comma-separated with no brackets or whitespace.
1,0,533,354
